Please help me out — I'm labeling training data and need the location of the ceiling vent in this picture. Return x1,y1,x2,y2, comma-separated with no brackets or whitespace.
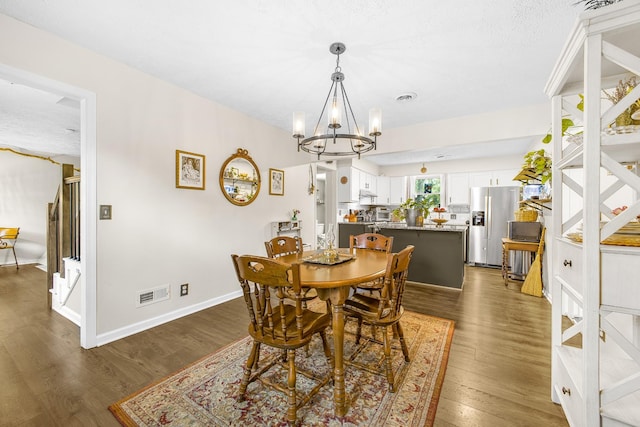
395,92,417,102
137,285,170,307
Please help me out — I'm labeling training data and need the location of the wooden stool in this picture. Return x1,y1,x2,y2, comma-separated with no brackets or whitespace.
501,238,539,285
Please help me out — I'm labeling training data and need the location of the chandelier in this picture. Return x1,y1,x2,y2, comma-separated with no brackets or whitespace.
293,42,382,159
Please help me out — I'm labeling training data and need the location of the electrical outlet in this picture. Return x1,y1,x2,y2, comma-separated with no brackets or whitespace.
180,283,189,296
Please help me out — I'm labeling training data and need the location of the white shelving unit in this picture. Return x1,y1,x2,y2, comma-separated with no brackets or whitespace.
271,220,302,239
546,2,640,426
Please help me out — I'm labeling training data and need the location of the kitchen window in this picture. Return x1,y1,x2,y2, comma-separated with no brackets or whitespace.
411,175,442,207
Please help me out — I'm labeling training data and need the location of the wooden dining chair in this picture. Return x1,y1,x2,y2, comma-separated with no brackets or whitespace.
231,254,333,425
0,227,20,269
344,244,415,392
349,233,394,296
264,235,303,258
265,236,319,307
350,233,393,253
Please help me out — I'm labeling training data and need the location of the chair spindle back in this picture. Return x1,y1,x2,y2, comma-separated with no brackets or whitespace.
232,254,305,342
350,233,393,253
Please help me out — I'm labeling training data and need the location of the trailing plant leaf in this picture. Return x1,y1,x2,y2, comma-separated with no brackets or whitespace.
577,94,584,112
542,118,575,144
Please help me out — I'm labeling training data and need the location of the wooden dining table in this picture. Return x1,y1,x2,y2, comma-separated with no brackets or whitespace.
278,247,388,417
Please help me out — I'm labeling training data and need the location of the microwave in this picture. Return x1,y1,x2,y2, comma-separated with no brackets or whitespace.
508,221,542,242
373,207,390,221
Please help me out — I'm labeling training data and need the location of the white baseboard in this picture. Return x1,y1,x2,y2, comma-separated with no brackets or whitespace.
96,290,243,347
0,260,39,268
52,304,82,326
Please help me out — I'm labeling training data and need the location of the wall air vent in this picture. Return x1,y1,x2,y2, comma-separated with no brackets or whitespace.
136,285,170,307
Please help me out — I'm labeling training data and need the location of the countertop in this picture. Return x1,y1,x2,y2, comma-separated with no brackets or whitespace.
371,222,468,232
339,221,468,232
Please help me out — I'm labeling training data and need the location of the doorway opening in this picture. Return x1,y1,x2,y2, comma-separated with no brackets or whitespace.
0,63,98,349
315,164,337,250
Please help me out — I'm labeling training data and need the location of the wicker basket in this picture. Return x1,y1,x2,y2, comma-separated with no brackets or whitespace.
514,209,538,222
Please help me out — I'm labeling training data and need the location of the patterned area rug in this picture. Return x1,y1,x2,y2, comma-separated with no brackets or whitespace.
109,311,454,426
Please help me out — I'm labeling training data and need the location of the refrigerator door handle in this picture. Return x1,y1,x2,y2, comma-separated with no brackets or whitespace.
486,195,492,237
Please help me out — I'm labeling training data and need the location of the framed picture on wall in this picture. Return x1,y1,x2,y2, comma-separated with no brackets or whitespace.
269,168,284,196
176,150,205,190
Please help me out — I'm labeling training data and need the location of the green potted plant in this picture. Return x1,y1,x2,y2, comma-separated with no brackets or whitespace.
398,197,432,227
523,149,552,184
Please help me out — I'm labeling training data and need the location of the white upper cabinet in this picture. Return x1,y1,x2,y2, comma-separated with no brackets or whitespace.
359,170,377,194
376,176,390,204
388,176,407,205
468,169,519,187
446,172,470,204
336,167,360,202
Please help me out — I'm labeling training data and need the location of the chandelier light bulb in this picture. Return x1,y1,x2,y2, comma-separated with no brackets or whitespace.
292,112,305,138
420,163,427,174
369,108,382,136
329,97,342,128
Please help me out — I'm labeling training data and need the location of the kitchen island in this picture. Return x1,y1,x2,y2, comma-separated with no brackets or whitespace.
373,223,467,289
338,222,375,248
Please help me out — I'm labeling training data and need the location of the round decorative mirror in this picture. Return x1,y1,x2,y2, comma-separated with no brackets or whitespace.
219,148,261,206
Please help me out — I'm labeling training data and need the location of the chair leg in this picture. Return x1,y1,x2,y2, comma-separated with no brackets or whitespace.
286,348,297,425
239,341,260,400
382,327,395,392
253,342,262,369
394,322,410,362
12,247,18,269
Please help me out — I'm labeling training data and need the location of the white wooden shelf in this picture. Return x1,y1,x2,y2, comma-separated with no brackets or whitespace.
548,2,640,426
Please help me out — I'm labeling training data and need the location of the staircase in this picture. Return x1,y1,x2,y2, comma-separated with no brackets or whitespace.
47,163,82,324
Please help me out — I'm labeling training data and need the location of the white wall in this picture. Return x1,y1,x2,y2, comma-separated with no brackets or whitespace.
0,151,79,266
380,153,524,177
0,13,315,342
379,103,550,155
376,103,550,177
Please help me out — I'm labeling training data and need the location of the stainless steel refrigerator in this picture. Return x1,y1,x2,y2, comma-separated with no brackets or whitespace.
469,186,520,267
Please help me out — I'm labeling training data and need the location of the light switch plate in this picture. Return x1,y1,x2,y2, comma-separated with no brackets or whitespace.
100,205,112,220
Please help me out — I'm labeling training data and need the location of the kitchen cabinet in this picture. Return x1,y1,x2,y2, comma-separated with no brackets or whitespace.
388,176,407,205
337,166,360,202
468,169,519,187
547,4,640,426
337,167,381,202
376,176,390,204
446,172,470,204
376,225,466,288
359,170,377,194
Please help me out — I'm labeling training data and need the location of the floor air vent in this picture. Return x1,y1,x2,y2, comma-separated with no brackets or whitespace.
137,285,170,307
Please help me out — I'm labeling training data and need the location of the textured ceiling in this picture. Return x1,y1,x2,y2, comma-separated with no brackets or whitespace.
0,79,81,156
0,0,584,162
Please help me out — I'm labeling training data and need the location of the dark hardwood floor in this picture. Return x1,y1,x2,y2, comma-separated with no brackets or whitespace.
0,264,567,426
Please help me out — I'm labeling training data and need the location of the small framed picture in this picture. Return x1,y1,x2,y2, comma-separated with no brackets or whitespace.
269,168,284,196
176,150,205,190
